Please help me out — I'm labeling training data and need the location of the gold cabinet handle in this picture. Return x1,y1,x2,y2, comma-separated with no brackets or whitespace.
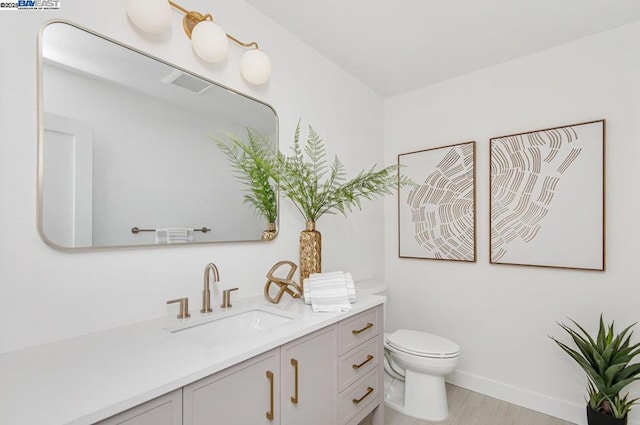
266,370,274,420
290,358,299,404
352,322,374,335
352,354,374,370
352,386,374,404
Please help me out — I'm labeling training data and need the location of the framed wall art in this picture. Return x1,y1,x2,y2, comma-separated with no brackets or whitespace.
489,119,605,271
398,141,476,262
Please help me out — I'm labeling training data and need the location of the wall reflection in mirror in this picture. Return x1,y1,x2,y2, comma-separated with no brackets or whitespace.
38,21,278,249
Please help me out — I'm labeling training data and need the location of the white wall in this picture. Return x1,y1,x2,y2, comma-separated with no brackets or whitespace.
384,22,640,424
0,0,385,353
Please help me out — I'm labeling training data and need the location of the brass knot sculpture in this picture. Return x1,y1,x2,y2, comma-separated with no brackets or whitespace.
264,260,303,304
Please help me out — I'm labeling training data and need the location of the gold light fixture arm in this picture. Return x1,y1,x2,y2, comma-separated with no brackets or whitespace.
226,34,259,49
167,0,188,14
167,0,260,49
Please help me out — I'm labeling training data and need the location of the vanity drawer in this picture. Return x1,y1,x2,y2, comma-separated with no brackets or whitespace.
338,306,381,355
338,336,380,391
339,368,381,425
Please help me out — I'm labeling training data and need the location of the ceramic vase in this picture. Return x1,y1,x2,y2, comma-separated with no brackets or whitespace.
299,221,321,286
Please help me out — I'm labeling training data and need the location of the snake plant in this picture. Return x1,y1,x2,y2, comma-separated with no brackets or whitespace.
551,315,640,418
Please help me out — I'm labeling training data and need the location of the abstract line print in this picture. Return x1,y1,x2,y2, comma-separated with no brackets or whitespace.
398,142,476,262
490,120,605,270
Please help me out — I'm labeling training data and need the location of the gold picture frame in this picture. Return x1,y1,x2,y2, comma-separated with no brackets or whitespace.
489,120,606,271
398,141,477,262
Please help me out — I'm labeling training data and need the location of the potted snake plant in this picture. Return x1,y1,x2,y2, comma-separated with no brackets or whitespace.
551,315,640,425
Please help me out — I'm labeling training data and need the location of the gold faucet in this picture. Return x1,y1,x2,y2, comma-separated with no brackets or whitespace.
201,263,219,313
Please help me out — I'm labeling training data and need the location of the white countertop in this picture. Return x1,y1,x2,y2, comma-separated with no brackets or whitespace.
0,293,384,425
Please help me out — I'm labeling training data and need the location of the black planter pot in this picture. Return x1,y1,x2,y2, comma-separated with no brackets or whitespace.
587,406,627,425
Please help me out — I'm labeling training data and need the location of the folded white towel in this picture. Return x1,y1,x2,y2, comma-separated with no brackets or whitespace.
303,271,354,312
304,272,336,304
309,280,351,313
155,228,194,244
344,272,356,304
304,271,357,305
155,229,167,244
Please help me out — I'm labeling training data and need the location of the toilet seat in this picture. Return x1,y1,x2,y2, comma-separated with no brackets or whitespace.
386,329,459,359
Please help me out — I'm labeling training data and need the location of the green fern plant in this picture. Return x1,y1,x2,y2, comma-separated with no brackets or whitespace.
214,129,278,224
551,315,640,418
242,121,412,223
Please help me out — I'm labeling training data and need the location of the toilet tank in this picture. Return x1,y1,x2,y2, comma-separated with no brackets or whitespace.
355,279,390,328
355,279,389,297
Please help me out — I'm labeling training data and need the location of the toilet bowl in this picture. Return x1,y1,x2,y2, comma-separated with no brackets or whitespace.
356,280,461,422
384,330,460,421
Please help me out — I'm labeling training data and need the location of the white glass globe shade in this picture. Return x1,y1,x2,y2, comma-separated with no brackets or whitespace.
240,49,271,85
191,21,229,63
125,0,172,34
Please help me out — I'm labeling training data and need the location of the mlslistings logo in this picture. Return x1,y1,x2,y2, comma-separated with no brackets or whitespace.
0,0,61,10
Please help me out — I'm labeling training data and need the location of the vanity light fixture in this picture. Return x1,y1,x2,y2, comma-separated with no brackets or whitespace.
125,0,271,85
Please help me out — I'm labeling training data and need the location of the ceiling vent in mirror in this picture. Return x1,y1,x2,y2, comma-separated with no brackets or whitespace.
161,70,212,94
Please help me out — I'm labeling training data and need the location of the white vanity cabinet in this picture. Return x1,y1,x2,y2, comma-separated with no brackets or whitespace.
1,294,387,425
183,326,338,425
183,348,281,425
114,306,382,425
84,303,384,425
280,325,338,425
96,389,182,425
337,306,384,425
278,306,384,425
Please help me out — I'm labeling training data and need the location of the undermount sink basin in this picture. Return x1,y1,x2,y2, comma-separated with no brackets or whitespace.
166,308,295,347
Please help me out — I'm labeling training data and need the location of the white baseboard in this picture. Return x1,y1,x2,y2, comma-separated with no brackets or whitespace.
446,370,640,425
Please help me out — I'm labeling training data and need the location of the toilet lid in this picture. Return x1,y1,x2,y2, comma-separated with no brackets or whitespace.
387,329,460,358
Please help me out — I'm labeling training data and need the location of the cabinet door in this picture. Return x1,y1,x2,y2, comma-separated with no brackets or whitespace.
183,348,280,425
96,389,182,425
281,325,338,425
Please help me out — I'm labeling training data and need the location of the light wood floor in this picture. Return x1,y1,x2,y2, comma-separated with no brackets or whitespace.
383,384,574,425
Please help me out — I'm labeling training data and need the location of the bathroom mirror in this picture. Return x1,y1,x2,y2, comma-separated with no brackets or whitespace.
37,21,278,249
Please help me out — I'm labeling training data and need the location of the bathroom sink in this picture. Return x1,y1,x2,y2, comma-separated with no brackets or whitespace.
166,308,295,347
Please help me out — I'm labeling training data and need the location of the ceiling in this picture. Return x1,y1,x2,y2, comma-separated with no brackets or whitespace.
246,0,640,97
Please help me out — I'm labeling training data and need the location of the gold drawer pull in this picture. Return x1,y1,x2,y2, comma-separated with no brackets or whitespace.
290,358,299,404
352,355,374,370
352,386,374,404
352,322,374,335
266,370,274,420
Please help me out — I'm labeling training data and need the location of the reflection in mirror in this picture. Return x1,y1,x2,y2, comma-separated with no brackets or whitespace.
38,21,278,249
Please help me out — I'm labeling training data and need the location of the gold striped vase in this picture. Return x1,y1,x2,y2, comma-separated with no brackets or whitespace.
299,221,321,287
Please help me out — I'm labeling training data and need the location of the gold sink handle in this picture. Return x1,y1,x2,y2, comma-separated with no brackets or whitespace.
221,287,239,308
166,297,191,319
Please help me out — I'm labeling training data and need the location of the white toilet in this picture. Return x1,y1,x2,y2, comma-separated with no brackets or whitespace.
356,280,460,421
